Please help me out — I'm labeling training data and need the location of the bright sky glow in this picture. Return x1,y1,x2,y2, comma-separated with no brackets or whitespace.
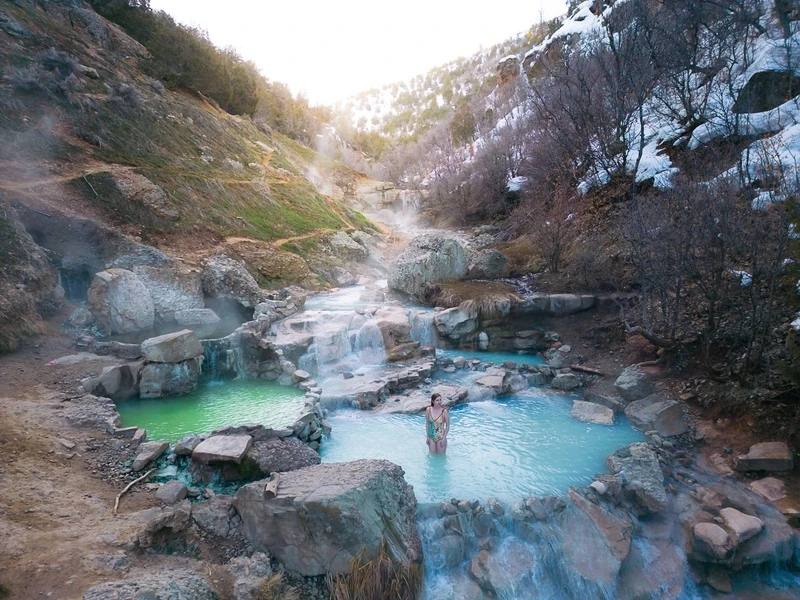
149,0,566,105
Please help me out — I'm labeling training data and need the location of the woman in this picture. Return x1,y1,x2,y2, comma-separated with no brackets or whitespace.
425,393,450,454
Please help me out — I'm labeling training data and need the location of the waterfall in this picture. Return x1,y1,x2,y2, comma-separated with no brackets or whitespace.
354,319,386,365
410,309,438,347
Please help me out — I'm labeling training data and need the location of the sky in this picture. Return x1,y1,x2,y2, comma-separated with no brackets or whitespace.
149,0,567,106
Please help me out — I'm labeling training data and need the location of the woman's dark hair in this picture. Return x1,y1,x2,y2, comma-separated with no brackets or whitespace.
430,393,442,406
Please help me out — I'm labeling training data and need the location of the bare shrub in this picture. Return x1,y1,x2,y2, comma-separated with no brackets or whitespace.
107,82,144,110
326,542,422,600
38,48,80,77
5,66,48,92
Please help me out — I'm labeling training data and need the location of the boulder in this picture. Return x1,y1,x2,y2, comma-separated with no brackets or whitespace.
174,434,203,456
233,459,421,576
374,306,420,362
388,234,468,298
719,507,763,544
139,356,203,398
434,303,479,339
551,373,581,391
132,440,169,472
571,400,614,425
141,329,204,363
624,392,688,436
132,265,203,321
192,495,239,538
201,254,266,308
466,249,509,280
226,553,273,600
735,442,794,472
156,480,189,505
246,437,321,474
378,385,469,414
748,477,787,502
63,394,120,432
174,308,221,329
322,231,369,260
515,293,595,316
135,500,192,549
91,362,141,401
469,541,535,597
87,268,154,334
693,522,735,561
583,390,627,414
606,443,667,514
192,435,253,465
614,365,655,402
96,168,179,222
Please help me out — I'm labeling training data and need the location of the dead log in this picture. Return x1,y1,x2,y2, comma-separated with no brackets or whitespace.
570,364,606,377
264,472,280,499
113,468,157,515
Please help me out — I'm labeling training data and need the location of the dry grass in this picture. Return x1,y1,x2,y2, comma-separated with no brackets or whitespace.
428,280,518,308
255,574,301,600
326,542,422,600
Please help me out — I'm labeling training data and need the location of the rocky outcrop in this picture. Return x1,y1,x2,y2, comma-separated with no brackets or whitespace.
514,293,595,316
466,249,509,279
87,268,154,334
83,569,214,600
201,254,266,309
246,437,320,474
141,329,203,363
606,443,667,514
374,305,420,361
624,392,688,436
139,356,203,398
234,459,421,576
321,231,369,261
388,234,468,298
132,265,203,321
63,394,120,432
614,365,655,401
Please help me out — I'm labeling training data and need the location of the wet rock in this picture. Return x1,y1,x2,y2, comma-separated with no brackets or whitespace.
388,234,468,299
192,435,253,465
748,477,787,502
614,365,654,402
87,268,154,334
132,440,168,472
583,390,627,414
693,522,735,561
437,534,466,567
571,400,614,424
173,308,220,332
515,293,595,316
735,442,794,472
234,459,420,576
174,434,203,456
720,507,763,544
624,392,688,436
469,541,535,597
434,303,480,339
374,305,421,362
156,480,188,505
606,443,667,514
139,356,203,398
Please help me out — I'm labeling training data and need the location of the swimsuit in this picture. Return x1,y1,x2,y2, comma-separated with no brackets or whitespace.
427,408,447,443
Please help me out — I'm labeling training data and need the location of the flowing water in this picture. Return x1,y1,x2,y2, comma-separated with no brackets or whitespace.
320,388,646,503
116,379,305,441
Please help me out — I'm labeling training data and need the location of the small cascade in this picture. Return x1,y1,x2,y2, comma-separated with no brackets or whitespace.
410,309,438,347
354,319,386,365
201,338,245,379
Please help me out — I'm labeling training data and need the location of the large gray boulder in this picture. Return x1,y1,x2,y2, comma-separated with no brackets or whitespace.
63,394,121,432
139,356,203,398
388,234,468,298
614,365,655,402
434,303,479,339
624,392,688,436
132,440,169,472
132,265,203,321
233,459,421,576
246,437,321,474
571,400,614,425
322,231,369,260
141,329,203,363
87,268,154,334
606,443,667,514
192,435,253,465
201,254,266,308
466,249,509,280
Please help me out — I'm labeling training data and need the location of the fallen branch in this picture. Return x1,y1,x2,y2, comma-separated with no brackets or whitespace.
82,175,98,197
264,472,280,499
623,322,677,349
28,207,52,218
570,364,606,377
636,358,662,367
113,468,156,516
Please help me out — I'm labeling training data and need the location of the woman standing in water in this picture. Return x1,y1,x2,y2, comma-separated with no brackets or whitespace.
426,393,450,454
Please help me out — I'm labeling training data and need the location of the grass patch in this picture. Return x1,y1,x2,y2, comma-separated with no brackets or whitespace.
326,542,422,600
0,583,11,598
255,573,301,600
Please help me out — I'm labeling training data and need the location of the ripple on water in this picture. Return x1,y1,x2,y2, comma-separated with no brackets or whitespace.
320,388,646,503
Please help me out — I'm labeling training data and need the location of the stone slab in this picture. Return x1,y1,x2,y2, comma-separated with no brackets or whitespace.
192,435,253,465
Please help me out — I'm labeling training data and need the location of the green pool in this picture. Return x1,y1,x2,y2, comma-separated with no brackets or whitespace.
117,379,306,441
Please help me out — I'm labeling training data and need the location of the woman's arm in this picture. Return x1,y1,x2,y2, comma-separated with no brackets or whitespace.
443,409,450,438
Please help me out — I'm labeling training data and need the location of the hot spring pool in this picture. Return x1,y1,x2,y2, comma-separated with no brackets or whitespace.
320,388,646,503
117,379,306,442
